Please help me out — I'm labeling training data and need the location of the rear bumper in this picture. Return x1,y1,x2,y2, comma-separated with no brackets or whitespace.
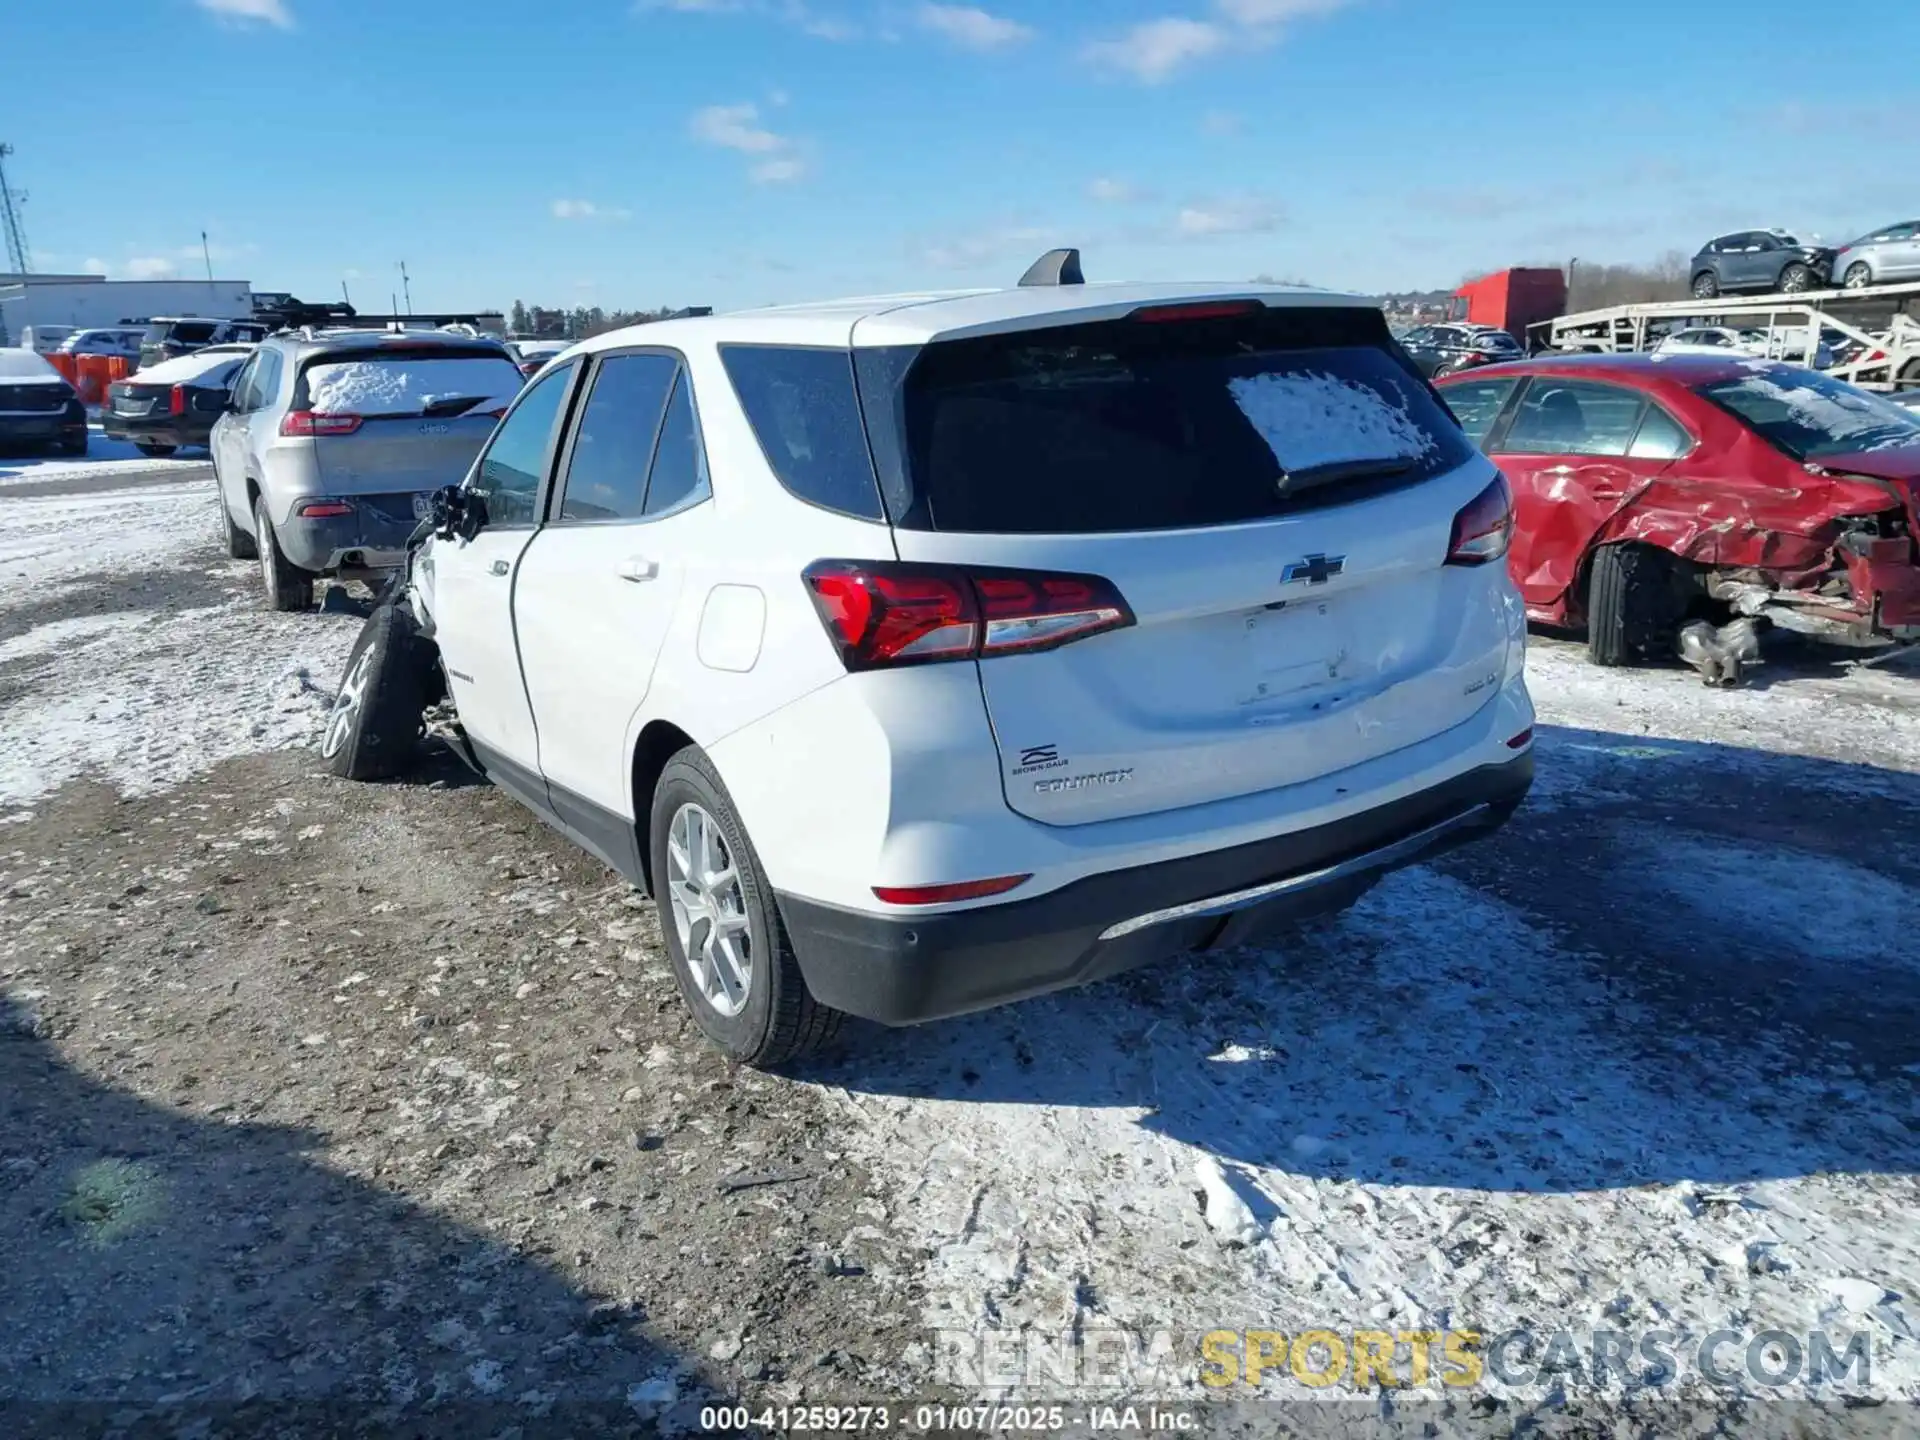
101,414,212,447
777,749,1533,1026
275,493,425,572
0,413,83,445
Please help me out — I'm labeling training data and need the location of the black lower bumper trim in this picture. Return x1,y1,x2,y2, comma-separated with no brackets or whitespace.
777,751,1533,1026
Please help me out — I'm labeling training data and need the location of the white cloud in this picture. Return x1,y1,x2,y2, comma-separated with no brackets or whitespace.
195,0,293,27
692,102,812,184
1215,0,1350,26
123,256,180,280
1083,17,1227,83
749,157,808,184
690,102,788,154
1088,0,1357,82
551,199,631,221
82,258,109,277
1087,177,1143,204
1174,197,1284,237
917,3,1033,49
1201,108,1243,136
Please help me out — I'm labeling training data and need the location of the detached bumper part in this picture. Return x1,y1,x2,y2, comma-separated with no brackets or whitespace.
777,752,1533,1025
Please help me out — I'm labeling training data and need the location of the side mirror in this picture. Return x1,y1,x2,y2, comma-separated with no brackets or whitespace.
430,484,486,541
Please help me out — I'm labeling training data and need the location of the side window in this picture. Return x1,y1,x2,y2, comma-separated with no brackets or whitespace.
226,356,259,410
251,350,283,410
642,370,711,517
555,353,677,522
720,345,885,520
1401,327,1431,346
1495,379,1646,458
1628,404,1693,460
469,361,575,527
1439,377,1519,446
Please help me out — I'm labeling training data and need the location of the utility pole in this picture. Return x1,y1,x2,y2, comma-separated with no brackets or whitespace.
0,143,33,275
201,230,214,282
398,260,412,315
341,278,353,307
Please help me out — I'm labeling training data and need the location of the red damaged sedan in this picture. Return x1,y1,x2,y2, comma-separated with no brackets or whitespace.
1437,354,1920,664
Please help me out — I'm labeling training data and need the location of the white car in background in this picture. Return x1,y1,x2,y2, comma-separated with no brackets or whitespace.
508,339,571,379
323,258,1536,1065
1653,325,1835,368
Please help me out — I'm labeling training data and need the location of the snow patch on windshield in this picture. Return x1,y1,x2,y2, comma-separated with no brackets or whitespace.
305,357,522,416
128,350,249,388
1228,371,1435,472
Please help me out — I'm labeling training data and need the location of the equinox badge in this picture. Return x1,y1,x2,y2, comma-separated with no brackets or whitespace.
1282,554,1346,586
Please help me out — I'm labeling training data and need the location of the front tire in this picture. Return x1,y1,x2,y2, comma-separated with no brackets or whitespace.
322,600,429,780
135,442,177,458
255,495,313,612
1844,262,1872,290
1779,262,1812,294
649,748,843,1067
1586,543,1673,667
1691,271,1720,299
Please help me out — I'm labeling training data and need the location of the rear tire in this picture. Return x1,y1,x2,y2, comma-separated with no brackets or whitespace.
135,442,177,458
218,492,258,560
255,495,313,612
649,748,843,1068
1778,262,1812,294
61,431,87,456
1586,543,1673,667
322,600,429,780
1691,271,1719,299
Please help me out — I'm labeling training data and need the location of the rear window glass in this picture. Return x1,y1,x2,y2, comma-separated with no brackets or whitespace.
1698,367,1920,460
883,309,1473,534
720,346,885,520
299,353,524,417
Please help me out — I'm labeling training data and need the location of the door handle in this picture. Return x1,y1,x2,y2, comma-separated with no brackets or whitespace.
618,556,659,583
489,560,510,576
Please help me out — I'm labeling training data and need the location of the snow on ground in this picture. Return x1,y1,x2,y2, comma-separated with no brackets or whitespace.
0,477,358,811
1525,636,1920,779
808,642,1920,1410
0,428,207,487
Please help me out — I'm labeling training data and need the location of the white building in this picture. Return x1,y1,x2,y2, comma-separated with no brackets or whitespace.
0,274,254,345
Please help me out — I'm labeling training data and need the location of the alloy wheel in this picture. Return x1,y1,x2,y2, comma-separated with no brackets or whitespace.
667,802,752,1018
320,646,374,760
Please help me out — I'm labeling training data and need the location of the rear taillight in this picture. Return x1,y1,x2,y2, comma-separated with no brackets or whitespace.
1446,475,1514,566
802,561,1134,671
872,874,1031,906
169,385,186,416
280,410,363,437
295,500,355,518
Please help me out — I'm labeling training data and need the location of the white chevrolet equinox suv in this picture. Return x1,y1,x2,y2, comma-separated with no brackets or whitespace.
325,257,1536,1065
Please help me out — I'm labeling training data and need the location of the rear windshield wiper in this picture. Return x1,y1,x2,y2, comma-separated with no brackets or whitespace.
419,394,492,418
1276,456,1418,494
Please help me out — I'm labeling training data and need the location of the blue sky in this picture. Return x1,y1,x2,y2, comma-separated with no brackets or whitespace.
12,0,1913,314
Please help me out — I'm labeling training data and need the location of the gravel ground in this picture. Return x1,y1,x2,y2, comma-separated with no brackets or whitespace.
2,469,1917,1438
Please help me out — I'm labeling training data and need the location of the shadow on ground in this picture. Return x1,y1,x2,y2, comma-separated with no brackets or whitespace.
809,723,1920,1194
0,995,688,1438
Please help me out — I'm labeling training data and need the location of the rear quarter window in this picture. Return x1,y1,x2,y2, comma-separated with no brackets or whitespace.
720,346,885,521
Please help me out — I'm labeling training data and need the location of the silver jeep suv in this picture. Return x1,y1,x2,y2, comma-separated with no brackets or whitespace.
210,328,526,609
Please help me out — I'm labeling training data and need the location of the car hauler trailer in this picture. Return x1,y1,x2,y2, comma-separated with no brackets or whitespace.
1537,278,1920,390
